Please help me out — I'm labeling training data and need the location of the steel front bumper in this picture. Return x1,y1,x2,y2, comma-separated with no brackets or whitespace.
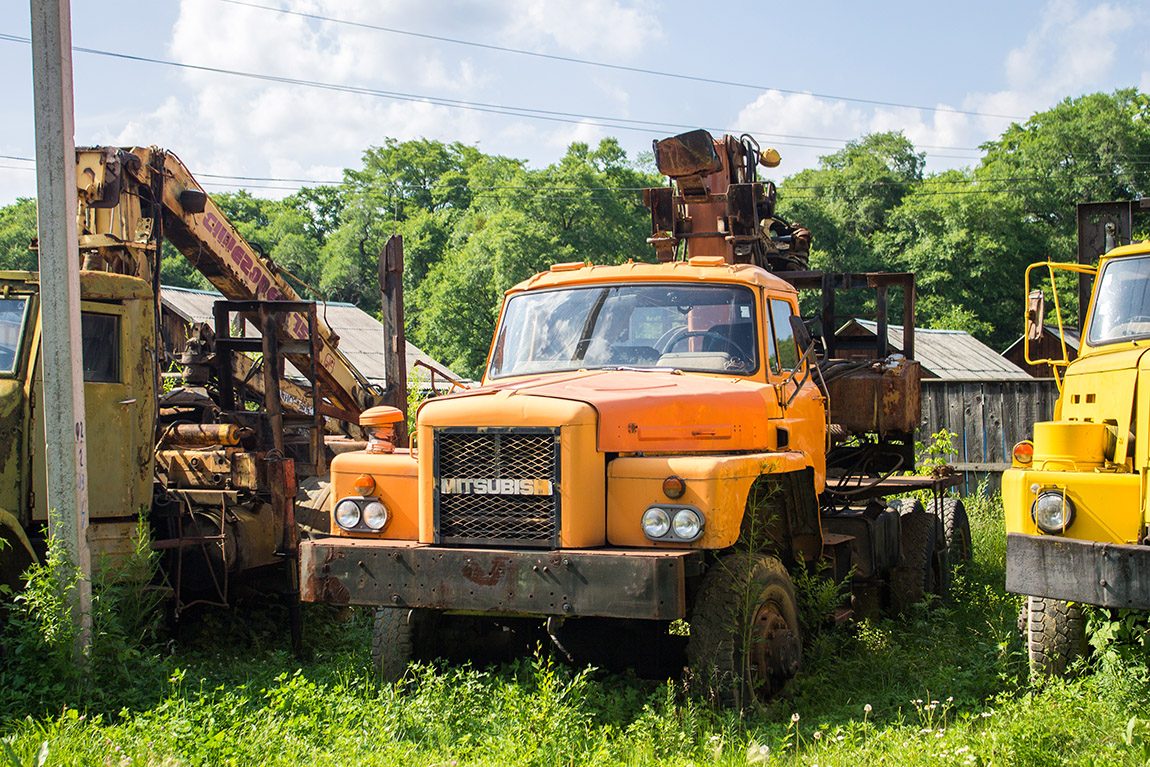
1006,532,1150,610
300,538,703,620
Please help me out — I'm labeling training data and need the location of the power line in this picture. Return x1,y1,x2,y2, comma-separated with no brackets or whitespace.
0,32,1009,157
212,0,1026,122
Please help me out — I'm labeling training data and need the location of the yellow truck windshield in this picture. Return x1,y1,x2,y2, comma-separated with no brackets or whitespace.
1088,255,1150,345
0,297,28,374
487,283,759,378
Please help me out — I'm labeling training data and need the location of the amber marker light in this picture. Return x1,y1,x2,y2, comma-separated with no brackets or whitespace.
1013,441,1034,466
662,475,686,500
353,474,376,496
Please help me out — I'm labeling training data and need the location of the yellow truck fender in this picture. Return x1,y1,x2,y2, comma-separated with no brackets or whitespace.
0,507,38,595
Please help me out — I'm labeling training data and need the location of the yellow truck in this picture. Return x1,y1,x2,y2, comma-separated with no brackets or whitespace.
1005,200,1150,675
300,130,965,707
1,147,383,643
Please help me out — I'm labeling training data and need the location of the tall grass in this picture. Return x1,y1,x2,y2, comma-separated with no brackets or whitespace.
3,491,1149,766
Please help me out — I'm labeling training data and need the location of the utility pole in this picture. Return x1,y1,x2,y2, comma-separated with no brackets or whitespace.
30,0,92,654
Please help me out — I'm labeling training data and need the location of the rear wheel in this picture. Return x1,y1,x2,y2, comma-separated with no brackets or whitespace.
688,553,801,709
1026,596,1088,677
930,497,972,563
889,509,937,612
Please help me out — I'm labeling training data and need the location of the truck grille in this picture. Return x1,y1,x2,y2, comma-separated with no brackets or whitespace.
434,427,561,547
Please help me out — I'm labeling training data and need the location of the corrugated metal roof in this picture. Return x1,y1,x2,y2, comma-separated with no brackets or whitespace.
160,285,463,385
842,320,1032,380
1001,323,1081,359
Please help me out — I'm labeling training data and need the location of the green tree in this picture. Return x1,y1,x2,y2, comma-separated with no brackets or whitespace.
0,198,38,272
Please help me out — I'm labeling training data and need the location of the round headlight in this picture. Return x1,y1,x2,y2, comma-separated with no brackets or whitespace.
1032,491,1075,534
672,508,703,540
362,500,390,531
335,499,361,529
641,507,671,539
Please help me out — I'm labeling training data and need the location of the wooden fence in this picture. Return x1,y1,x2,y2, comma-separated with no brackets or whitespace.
916,378,1060,495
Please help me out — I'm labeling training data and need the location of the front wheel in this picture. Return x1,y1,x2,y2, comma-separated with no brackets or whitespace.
687,553,802,709
1026,596,1088,677
372,607,439,682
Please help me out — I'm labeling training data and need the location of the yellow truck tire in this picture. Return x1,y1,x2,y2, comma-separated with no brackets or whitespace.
1026,596,1088,677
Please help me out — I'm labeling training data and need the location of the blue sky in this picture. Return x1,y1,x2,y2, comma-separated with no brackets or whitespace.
2,0,1149,203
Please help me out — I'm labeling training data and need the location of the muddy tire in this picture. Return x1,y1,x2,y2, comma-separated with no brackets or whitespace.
687,553,801,710
889,509,937,612
371,607,438,682
930,498,972,564
1027,596,1088,677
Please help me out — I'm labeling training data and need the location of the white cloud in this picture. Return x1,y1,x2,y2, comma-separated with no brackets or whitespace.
501,0,661,59
733,90,867,176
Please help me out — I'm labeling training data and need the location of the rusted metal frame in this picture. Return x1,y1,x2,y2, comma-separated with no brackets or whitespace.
300,541,701,620
128,149,368,416
1006,532,1150,610
1076,201,1133,328
162,491,230,616
306,303,325,476
875,285,888,360
823,472,962,503
213,301,236,412
378,235,409,446
260,306,286,457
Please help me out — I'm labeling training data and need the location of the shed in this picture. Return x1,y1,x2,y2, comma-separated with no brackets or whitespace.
1001,324,1080,379
836,319,1054,494
159,285,463,388
836,319,1031,380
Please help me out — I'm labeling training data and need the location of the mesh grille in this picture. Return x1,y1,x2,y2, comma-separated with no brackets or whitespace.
436,430,559,546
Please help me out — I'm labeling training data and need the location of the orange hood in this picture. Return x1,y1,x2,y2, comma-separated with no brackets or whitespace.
435,370,777,452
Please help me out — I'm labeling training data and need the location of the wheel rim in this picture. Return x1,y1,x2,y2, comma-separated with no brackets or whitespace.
747,599,801,699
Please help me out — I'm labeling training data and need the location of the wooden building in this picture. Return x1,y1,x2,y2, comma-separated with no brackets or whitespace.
838,320,1055,493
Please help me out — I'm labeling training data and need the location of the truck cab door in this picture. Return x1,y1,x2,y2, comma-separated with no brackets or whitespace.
31,297,156,529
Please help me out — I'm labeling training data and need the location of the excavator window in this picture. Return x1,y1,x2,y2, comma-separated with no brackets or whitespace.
80,311,121,383
0,297,28,375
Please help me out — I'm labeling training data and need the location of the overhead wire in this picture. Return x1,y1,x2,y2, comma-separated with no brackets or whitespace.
0,31,1006,157
211,0,1026,121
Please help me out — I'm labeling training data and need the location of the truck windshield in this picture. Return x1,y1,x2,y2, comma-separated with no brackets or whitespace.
0,297,28,374
1088,255,1150,345
487,283,759,379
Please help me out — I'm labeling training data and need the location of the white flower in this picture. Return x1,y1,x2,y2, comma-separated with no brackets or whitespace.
813,731,822,741
946,696,954,703
864,703,873,713
956,746,969,754
791,713,801,723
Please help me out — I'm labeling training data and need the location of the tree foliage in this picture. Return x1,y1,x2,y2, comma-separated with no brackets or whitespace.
2,89,1148,375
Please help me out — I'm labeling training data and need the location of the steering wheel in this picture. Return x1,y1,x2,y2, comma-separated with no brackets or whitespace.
662,329,754,363
1111,315,1150,336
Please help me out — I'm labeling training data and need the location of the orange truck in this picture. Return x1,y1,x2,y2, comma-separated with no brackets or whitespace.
299,130,964,706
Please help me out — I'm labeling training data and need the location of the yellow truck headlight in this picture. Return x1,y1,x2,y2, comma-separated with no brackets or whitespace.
1031,490,1076,534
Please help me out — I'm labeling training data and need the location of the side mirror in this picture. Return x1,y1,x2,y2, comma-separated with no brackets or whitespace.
789,315,814,357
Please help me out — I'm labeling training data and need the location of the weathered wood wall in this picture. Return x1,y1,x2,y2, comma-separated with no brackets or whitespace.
917,378,1060,495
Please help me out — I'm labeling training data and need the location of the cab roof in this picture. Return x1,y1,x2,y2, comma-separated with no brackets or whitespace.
506,259,800,296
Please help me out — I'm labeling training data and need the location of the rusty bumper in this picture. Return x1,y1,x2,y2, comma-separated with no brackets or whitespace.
300,538,702,620
1006,532,1150,610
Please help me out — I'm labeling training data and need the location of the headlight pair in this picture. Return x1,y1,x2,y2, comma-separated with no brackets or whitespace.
641,505,704,542
335,497,390,532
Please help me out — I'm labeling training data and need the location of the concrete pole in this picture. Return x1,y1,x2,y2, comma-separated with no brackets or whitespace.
30,0,92,652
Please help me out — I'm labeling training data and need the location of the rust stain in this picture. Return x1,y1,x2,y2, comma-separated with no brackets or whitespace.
462,556,510,586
